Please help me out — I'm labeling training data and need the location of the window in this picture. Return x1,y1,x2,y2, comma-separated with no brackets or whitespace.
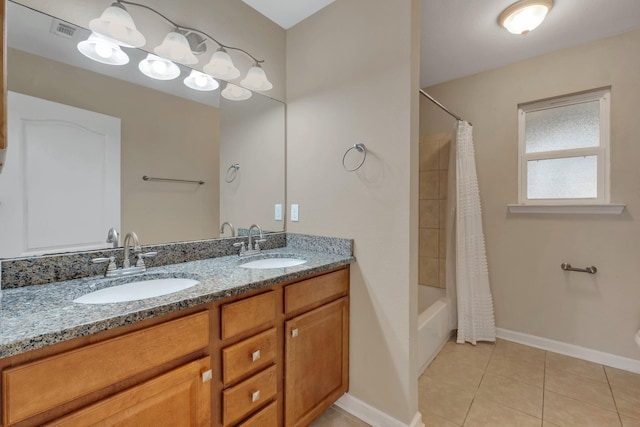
517,88,610,206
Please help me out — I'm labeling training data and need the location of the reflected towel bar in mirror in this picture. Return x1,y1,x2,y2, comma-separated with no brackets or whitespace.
142,175,205,185
561,263,597,274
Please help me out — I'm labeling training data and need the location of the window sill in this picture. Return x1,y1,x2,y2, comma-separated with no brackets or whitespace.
507,204,625,215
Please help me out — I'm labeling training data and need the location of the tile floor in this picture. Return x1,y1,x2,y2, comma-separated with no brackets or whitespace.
311,338,640,427
419,338,640,427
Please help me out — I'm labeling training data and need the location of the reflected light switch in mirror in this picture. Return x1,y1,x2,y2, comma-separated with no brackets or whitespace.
291,204,299,222
275,204,283,221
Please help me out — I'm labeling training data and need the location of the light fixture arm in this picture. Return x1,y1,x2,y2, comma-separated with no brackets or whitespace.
115,0,264,63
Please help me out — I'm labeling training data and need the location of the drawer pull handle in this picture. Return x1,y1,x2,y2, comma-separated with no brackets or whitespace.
291,328,299,337
251,390,261,403
202,369,213,383
252,350,261,362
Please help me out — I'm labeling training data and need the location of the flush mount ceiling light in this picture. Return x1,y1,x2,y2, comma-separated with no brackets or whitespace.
138,53,181,80
77,32,130,65
84,0,273,90
498,0,553,35
184,70,220,91
221,83,252,101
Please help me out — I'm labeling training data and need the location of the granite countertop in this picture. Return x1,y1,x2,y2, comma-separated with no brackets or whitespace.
0,247,355,359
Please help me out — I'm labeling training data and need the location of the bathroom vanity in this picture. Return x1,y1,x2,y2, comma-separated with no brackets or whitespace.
0,246,353,427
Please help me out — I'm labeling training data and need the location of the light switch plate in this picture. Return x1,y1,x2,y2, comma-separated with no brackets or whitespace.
275,204,283,221
291,204,299,222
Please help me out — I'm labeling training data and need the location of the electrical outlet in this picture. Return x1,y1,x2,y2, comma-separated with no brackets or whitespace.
291,204,299,222
275,204,283,221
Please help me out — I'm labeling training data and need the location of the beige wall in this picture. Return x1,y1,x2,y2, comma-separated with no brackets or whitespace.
219,95,285,233
286,0,421,423
421,29,640,360
18,0,287,101
9,48,220,245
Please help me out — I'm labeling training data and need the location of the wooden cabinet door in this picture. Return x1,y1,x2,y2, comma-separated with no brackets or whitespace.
284,298,348,427
45,357,211,427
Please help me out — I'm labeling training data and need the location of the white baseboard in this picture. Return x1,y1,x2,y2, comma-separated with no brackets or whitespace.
496,328,640,374
335,393,424,427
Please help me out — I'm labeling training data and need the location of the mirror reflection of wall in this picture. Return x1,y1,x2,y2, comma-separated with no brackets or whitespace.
1,1,285,257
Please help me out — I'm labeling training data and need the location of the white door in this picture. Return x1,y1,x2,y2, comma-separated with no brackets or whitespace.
0,92,121,258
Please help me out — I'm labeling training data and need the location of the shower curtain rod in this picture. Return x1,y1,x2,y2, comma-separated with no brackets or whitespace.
419,89,472,125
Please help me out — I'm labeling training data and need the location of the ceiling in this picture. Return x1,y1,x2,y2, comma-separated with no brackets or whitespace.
244,0,640,88
420,0,640,88
242,0,335,30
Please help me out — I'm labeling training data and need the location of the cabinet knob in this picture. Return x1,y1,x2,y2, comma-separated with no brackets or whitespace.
252,350,261,362
291,328,299,337
251,390,261,403
201,369,213,383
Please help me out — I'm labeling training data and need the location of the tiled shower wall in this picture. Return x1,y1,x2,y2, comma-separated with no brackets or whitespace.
418,133,451,288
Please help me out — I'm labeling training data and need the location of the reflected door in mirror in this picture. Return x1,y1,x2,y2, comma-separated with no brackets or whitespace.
0,92,120,257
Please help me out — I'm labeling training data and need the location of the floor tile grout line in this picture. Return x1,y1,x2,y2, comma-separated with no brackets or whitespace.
604,365,625,427
542,350,547,426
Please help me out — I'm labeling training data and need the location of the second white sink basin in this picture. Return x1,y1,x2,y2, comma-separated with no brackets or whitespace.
239,258,307,269
74,278,200,304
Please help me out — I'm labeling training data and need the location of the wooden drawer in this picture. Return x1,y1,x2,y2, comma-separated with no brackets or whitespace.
221,291,276,340
222,328,277,386
236,400,277,427
284,269,348,314
44,357,211,427
2,311,209,426
222,365,277,427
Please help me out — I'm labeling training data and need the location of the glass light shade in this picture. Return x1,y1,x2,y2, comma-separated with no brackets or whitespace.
184,70,220,91
89,3,146,47
221,83,252,101
138,54,181,80
499,0,552,35
240,63,273,91
154,31,198,65
77,32,129,65
203,48,240,80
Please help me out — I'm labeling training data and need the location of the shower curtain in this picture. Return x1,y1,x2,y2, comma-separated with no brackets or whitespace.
445,121,496,344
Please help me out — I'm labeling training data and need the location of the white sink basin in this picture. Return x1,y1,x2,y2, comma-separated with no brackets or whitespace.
74,278,200,304
239,258,307,269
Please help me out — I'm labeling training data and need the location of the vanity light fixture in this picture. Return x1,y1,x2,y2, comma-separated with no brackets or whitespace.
138,53,181,80
221,83,252,101
154,30,198,65
498,0,553,35
89,2,146,47
240,62,273,91
203,47,241,80
184,70,220,91
85,0,273,92
77,32,130,65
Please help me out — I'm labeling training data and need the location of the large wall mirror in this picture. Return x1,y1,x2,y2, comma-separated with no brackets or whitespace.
0,1,285,258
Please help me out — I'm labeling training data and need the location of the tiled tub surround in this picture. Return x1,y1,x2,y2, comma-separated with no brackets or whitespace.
0,234,354,358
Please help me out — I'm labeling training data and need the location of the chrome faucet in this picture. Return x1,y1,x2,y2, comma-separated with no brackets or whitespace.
106,228,120,249
248,224,264,251
233,224,267,256
220,221,235,237
92,231,157,277
123,232,141,268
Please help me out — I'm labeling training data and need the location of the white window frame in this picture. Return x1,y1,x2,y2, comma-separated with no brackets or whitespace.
517,88,611,206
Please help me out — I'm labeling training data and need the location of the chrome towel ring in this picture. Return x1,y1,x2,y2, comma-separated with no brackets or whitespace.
225,163,240,183
342,143,367,172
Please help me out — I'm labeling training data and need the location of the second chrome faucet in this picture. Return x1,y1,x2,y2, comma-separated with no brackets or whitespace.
234,224,267,256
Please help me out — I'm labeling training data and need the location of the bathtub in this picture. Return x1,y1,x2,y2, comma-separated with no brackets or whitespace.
418,296,453,375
